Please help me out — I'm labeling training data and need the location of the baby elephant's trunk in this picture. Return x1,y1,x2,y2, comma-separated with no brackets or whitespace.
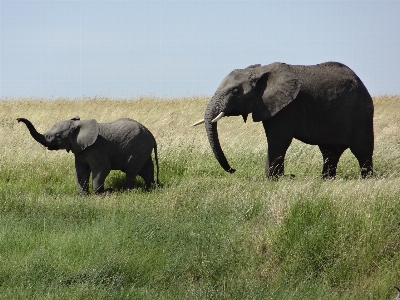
17,118,49,147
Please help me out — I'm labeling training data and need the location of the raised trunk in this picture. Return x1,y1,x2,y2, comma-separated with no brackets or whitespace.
204,99,236,173
17,118,49,146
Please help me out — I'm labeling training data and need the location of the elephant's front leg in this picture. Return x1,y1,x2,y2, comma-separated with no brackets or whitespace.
266,150,286,178
263,122,293,179
91,165,111,194
75,161,91,195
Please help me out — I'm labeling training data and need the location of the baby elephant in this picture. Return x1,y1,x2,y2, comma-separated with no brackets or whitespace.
17,117,159,194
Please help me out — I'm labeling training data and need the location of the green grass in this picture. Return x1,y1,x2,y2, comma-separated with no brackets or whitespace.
1,96,400,299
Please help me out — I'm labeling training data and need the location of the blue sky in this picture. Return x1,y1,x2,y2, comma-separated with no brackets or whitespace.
1,0,399,98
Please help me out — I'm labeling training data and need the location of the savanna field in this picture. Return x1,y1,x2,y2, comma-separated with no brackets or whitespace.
1,95,400,299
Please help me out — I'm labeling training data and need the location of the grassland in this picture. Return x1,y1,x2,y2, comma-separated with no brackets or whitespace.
1,95,400,299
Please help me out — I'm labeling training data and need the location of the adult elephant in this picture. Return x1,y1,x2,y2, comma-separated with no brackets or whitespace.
192,62,374,179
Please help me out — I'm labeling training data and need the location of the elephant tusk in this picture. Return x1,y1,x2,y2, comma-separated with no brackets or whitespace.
212,112,225,123
191,119,205,127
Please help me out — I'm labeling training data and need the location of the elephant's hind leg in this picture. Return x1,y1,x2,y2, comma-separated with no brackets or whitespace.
358,158,373,178
138,156,155,189
349,134,374,178
124,153,155,191
319,145,347,179
349,147,373,178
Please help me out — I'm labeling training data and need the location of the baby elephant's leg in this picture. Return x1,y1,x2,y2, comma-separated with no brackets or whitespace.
124,172,138,190
91,166,111,194
124,157,144,190
75,162,91,195
138,156,155,189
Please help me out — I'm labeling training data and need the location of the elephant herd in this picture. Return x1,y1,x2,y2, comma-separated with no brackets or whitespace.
18,61,374,194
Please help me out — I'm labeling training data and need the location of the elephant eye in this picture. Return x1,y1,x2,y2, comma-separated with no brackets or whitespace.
232,88,239,96
55,133,61,140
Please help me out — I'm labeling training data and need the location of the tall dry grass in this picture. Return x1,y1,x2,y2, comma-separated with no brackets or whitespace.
0,95,400,299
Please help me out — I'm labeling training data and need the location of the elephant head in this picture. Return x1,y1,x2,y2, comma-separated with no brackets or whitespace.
17,117,99,153
192,62,301,173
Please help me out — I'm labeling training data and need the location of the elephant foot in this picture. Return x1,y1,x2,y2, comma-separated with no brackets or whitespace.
267,174,281,181
361,173,373,179
267,173,295,181
96,188,114,195
104,188,114,194
322,168,337,180
361,168,373,179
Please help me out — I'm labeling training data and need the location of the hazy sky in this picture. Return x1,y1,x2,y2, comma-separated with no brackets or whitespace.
1,0,399,98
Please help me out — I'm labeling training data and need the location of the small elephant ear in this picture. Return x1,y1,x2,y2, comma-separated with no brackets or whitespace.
252,62,301,122
71,119,99,153
245,64,261,69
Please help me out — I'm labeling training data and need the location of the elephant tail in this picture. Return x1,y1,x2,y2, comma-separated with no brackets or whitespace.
153,142,160,185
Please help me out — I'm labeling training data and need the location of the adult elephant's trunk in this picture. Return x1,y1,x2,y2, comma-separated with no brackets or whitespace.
17,118,49,147
204,98,236,173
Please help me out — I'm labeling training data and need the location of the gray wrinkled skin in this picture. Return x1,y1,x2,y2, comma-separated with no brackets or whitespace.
17,117,159,194
201,61,374,179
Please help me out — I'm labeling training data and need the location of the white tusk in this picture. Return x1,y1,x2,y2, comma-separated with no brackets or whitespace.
211,112,225,123
191,119,205,127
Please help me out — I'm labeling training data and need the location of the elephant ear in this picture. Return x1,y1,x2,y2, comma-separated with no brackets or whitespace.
245,64,261,69
252,62,301,122
71,119,99,153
